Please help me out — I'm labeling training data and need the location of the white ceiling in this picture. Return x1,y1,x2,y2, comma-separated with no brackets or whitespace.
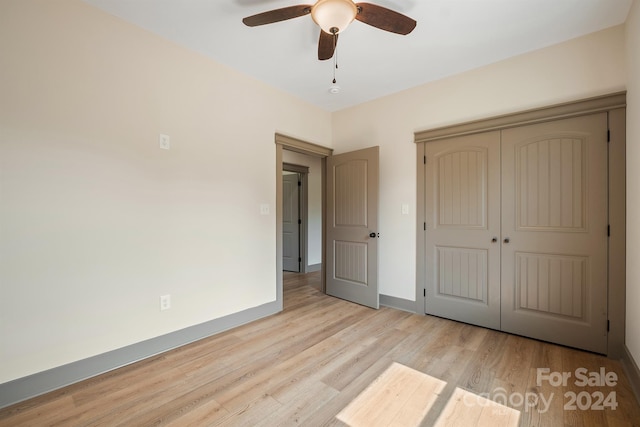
82,0,632,112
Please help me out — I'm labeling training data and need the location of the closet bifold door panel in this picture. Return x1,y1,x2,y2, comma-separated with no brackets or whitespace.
500,113,608,354
422,111,609,354
424,131,501,330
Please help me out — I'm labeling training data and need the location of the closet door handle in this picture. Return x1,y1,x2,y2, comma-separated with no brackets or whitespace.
491,237,498,243
503,238,510,244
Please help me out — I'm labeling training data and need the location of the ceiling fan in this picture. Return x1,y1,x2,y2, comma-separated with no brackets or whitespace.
242,0,417,61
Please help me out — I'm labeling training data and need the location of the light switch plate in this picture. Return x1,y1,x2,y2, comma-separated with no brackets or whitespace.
401,204,409,215
159,134,170,150
260,204,270,215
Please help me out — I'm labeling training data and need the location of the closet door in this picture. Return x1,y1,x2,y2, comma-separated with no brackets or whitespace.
424,131,501,329
500,113,608,354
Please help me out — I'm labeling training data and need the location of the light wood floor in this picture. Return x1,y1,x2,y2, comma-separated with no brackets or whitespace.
1,272,639,426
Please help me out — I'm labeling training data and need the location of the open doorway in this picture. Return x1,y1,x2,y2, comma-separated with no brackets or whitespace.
282,167,305,273
282,158,322,274
275,134,332,309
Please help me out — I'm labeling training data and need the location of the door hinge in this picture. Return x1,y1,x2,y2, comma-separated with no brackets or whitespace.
607,224,610,237
298,181,302,186
298,257,302,262
424,289,426,297
298,219,302,225
607,129,611,142
424,222,426,231
424,155,427,164
607,320,610,332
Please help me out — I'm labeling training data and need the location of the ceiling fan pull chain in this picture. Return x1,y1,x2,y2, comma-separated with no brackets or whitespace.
332,30,338,84
334,30,338,70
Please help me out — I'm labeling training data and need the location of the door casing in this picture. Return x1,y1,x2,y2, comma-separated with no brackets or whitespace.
276,134,333,309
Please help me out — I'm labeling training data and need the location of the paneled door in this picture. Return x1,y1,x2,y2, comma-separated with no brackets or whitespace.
424,132,501,329
326,146,379,309
500,113,608,354
424,113,608,353
282,172,300,272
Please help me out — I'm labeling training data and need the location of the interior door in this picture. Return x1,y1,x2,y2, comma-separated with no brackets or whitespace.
326,146,379,309
282,172,300,272
424,132,502,329
500,113,608,354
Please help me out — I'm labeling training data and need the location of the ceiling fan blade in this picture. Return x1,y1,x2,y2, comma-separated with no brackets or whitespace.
355,2,416,35
242,5,312,27
318,30,338,60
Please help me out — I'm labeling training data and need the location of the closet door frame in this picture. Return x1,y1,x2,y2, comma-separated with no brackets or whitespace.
415,92,626,357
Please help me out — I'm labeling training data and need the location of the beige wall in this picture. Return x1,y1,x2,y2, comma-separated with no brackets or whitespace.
0,0,331,383
332,25,627,301
625,0,640,367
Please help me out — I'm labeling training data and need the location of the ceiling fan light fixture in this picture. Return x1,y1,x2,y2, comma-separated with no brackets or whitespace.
311,0,358,34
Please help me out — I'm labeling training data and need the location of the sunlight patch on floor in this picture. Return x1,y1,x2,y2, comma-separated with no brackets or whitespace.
434,387,521,427
336,362,446,427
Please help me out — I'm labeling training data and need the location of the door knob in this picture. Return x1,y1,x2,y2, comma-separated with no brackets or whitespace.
491,237,498,243
504,237,510,243
369,232,377,238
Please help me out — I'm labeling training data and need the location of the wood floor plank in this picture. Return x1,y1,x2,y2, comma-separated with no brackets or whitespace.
212,310,376,411
321,329,411,391
0,396,75,427
1,271,639,426
457,329,509,394
494,334,540,393
213,393,282,427
256,380,338,427
163,397,230,427
268,336,371,404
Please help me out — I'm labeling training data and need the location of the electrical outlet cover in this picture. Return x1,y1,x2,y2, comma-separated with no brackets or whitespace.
160,294,171,311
